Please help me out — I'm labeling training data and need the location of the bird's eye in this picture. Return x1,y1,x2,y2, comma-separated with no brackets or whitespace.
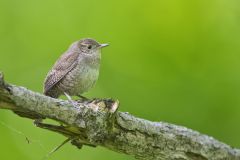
88,45,92,49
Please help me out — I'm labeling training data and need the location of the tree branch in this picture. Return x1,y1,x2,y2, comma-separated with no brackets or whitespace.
0,72,239,160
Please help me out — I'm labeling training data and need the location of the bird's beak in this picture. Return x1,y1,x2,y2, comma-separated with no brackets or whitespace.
100,43,109,48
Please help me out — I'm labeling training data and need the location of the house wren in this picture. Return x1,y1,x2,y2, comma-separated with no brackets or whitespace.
43,38,108,99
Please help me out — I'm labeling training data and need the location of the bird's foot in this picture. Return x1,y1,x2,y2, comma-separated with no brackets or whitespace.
78,95,89,100
77,98,100,104
76,95,90,103
64,92,79,108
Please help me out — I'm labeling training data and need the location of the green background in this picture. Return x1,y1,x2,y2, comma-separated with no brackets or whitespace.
0,0,240,159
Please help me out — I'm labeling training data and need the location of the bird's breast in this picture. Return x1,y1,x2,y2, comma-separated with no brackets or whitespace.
58,58,100,95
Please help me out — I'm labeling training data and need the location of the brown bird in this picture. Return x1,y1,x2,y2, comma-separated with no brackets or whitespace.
43,38,108,99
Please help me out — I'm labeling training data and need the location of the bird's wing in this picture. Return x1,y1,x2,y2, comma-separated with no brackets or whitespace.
43,51,79,94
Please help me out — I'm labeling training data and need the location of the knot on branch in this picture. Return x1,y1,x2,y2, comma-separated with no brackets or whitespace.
73,99,119,144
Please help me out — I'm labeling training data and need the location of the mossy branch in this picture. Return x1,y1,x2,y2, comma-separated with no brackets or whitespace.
0,72,239,160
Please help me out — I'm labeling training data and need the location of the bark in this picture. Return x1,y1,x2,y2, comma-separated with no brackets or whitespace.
0,72,239,160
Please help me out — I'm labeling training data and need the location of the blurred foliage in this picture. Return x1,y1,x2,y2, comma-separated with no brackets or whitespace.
0,0,240,159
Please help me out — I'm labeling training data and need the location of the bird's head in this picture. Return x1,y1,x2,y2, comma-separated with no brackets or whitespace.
70,38,108,55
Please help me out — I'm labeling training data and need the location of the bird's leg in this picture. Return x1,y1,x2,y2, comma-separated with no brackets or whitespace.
77,95,103,104
77,95,89,100
64,92,78,108
77,95,100,104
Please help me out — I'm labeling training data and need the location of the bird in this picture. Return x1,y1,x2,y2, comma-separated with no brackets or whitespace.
43,38,108,100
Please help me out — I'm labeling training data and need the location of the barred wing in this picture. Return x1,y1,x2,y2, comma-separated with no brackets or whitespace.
43,51,79,94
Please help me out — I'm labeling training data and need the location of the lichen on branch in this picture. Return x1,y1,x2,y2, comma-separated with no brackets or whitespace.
0,72,239,160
